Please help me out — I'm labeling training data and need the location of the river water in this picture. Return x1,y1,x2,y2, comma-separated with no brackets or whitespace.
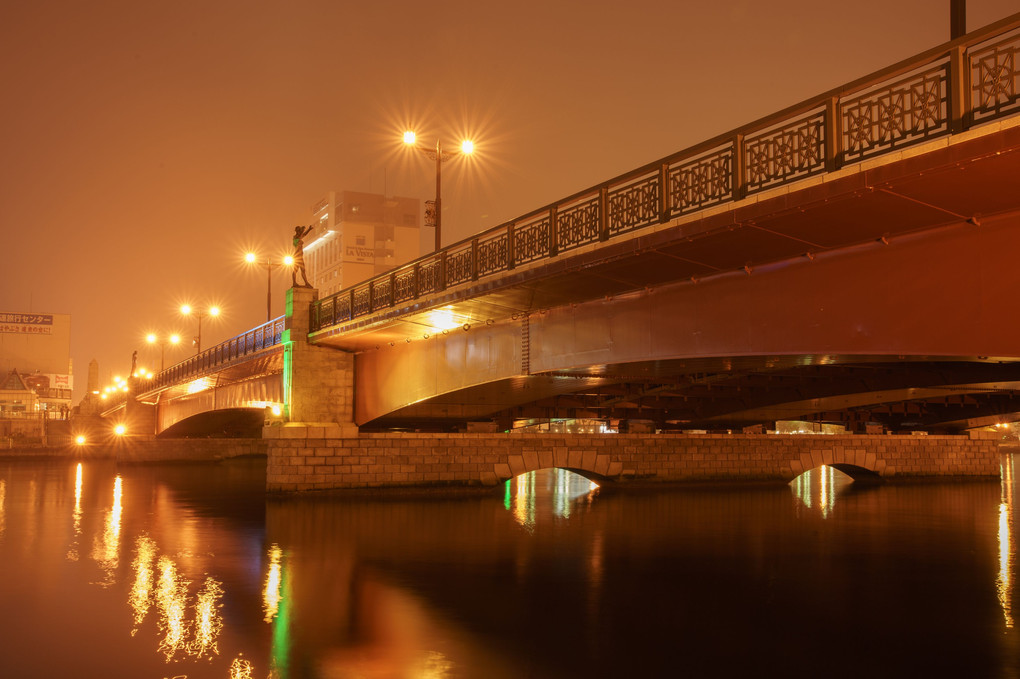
0,455,1016,678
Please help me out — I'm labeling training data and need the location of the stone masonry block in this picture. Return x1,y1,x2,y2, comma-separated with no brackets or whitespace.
567,449,582,468
800,452,813,470
522,450,540,471
581,449,596,472
507,455,527,476
607,461,623,477
554,448,569,467
594,455,611,477
810,449,824,468
539,449,554,469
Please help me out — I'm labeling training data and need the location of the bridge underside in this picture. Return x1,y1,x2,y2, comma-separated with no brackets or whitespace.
136,351,283,435
369,357,1020,433
315,126,1020,433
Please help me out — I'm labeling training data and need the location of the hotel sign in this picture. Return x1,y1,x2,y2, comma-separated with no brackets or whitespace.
0,312,53,335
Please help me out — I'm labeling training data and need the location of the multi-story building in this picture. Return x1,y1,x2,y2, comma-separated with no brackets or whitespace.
302,190,422,297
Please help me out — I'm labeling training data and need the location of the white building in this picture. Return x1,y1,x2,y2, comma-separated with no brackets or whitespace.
304,190,422,296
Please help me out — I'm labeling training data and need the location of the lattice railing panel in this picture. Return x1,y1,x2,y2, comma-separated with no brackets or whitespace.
372,278,392,311
971,29,1020,123
667,147,733,216
745,111,826,193
478,232,509,276
352,285,371,317
418,259,442,295
557,197,600,253
841,63,948,163
446,246,473,286
514,216,551,264
608,173,659,236
393,268,417,303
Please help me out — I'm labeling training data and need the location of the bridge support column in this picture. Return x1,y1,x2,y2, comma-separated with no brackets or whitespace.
279,286,358,436
126,378,157,435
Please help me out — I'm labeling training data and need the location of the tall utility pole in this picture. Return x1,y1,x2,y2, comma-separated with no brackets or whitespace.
951,0,966,40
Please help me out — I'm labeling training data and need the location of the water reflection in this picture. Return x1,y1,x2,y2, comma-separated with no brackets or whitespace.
130,535,157,630
263,544,283,623
1000,455,1015,629
0,479,7,538
790,465,854,518
230,655,254,679
156,555,190,660
192,576,224,658
506,468,599,529
91,475,122,585
0,457,1016,676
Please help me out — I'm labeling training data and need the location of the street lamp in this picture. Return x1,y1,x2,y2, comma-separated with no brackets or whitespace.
244,252,292,323
402,130,476,252
179,304,220,354
146,332,181,371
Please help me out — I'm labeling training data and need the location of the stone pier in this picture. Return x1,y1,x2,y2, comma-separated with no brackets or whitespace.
265,430,1002,492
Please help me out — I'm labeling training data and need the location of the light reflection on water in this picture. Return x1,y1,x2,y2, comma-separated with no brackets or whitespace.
1001,455,1015,629
0,457,1017,676
505,468,599,529
790,464,855,518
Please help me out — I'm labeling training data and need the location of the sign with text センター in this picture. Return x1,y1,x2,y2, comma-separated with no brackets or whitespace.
0,312,53,335
0,312,70,377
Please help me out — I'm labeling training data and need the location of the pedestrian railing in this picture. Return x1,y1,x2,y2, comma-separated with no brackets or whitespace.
311,14,1020,333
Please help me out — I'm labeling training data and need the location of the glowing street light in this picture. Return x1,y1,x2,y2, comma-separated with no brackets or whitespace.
244,252,292,323
146,332,181,372
179,304,220,354
402,130,477,252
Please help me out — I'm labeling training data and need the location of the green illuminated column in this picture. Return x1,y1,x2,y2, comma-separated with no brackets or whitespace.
280,286,356,433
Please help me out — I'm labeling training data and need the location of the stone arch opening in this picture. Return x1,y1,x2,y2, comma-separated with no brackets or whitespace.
158,407,265,438
504,468,602,525
828,463,883,482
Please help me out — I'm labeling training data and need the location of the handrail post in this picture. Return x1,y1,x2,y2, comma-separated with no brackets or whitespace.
824,96,842,172
948,43,970,133
389,272,397,306
507,223,516,271
413,262,420,298
348,288,355,320
549,206,559,257
599,186,610,242
471,238,479,280
438,251,447,292
659,162,670,223
732,133,746,201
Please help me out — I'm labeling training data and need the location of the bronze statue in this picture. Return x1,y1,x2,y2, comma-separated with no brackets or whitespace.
292,225,314,288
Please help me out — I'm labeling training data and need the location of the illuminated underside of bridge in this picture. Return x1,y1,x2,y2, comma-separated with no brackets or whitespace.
316,125,1020,434
127,17,1020,438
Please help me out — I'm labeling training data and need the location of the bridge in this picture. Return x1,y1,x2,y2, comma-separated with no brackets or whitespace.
110,15,1020,489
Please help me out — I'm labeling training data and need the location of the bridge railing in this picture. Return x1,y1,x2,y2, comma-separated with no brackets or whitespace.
145,315,286,391
311,15,1020,334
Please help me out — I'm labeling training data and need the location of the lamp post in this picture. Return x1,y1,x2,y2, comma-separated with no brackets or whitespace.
179,304,220,354
145,333,181,372
244,252,292,323
402,131,475,252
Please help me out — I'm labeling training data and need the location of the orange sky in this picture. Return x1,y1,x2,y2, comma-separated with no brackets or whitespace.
1,0,1016,401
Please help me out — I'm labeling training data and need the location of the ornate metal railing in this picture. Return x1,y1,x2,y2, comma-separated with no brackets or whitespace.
303,16,1020,333
145,316,286,391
